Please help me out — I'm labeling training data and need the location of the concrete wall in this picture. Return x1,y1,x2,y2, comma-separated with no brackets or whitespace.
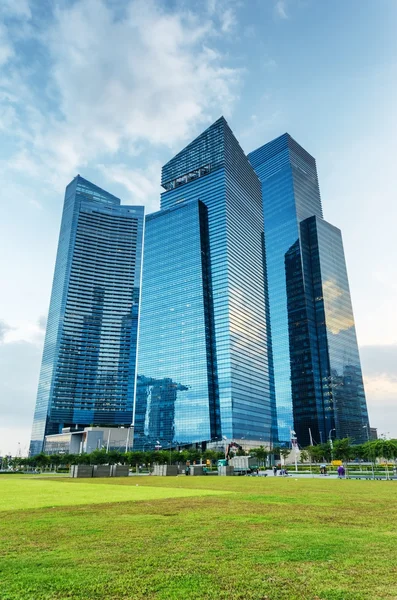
218,466,234,476
93,465,112,477
71,465,94,478
153,465,178,476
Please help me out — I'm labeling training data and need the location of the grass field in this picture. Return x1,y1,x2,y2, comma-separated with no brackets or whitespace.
0,475,396,600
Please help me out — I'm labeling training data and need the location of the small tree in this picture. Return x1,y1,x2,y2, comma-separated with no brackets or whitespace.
50,454,63,472
306,443,331,463
35,453,50,472
202,449,217,464
299,449,309,463
89,449,108,465
62,453,77,466
373,439,397,479
333,438,353,476
107,450,123,465
252,446,268,467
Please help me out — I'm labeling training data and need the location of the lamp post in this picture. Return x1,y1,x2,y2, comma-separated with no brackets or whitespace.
328,428,336,465
222,435,228,459
125,425,134,453
290,430,298,472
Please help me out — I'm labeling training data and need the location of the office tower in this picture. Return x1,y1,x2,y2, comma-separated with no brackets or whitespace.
134,117,277,450
249,134,369,446
29,176,144,455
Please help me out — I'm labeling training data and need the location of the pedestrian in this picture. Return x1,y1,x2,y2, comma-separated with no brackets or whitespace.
337,465,345,479
273,465,277,476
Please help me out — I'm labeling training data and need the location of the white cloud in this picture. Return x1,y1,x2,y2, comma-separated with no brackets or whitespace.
364,373,397,438
0,340,41,456
99,162,162,214
0,22,14,66
274,0,289,20
239,110,283,148
0,320,14,342
220,8,237,33
0,0,31,19
263,56,277,70
360,344,397,437
2,319,45,346
0,0,240,196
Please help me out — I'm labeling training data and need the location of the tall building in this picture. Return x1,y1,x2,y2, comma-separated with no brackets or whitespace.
249,134,369,446
134,117,277,450
29,176,144,455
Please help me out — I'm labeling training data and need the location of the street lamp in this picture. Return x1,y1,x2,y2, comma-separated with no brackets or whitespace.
290,430,298,472
125,425,134,453
222,436,228,459
328,428,336,462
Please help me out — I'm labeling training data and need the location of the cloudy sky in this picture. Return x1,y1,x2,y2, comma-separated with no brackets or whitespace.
1,0,396,455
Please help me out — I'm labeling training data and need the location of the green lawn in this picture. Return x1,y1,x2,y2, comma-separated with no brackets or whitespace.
0,475,396,600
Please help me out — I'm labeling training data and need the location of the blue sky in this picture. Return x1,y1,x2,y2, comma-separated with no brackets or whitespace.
1,0,396,454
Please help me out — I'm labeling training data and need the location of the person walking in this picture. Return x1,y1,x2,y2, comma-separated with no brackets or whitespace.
273,465,277,476
337,465,345,479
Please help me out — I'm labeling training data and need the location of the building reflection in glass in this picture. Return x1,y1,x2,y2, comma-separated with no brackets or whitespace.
285,216,369,445
249,134,369,445
249,134,324,443
134,118,276,449
29,176,144,454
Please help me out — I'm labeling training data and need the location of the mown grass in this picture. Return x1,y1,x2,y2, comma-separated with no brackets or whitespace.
0,475,396,600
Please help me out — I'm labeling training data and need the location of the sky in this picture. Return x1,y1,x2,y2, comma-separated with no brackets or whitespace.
1,0,396,456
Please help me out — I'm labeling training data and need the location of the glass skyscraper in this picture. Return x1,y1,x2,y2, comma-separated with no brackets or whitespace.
29,176,144,455
249,134,369,446
134,117,277,450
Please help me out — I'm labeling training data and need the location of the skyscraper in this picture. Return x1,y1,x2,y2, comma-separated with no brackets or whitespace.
134,117,277,450
29,176,144,455
249,134,369,446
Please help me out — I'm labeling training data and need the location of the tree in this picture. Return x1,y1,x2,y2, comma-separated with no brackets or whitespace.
333,438,353,476
252,446,268,466
75,453,91,465
306,443,331,463
351,444,366,461
50,454,63,472
107,450,123,465
299,449,309,463
126,451,144,467
373,439,397,479
62,453,77,466
35,453,50,472
333,438,352,461
202,449,217,463
89,450,108,465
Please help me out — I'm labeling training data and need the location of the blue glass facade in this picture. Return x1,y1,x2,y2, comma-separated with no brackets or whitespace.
249,134,369,445
299,217,369,443
29,176,144,455
134,117,277,449
249,135,322,443
134,200,218,446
